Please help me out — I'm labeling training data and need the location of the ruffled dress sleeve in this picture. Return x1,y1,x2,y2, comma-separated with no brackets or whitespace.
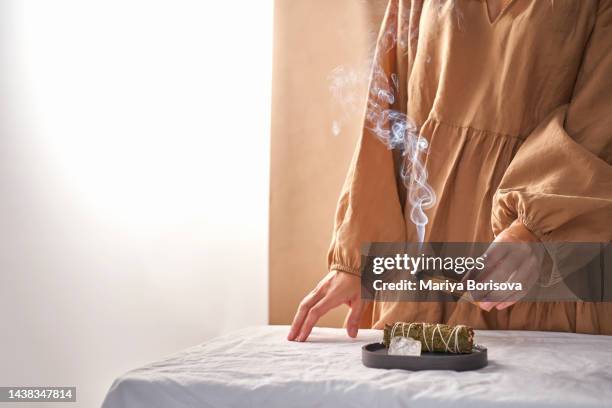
492,0,612,243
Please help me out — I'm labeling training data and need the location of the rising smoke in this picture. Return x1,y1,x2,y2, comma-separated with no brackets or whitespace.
328,0,443,243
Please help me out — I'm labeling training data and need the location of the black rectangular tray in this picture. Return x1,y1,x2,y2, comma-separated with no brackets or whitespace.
362,342,487,371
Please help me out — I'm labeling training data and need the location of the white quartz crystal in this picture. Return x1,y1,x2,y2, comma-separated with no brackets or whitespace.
388,336,422,356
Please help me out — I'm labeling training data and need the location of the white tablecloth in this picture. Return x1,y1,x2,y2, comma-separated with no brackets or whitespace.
102,325,612,408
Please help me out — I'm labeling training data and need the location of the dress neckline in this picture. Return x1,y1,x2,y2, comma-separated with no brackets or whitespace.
484,0,516,25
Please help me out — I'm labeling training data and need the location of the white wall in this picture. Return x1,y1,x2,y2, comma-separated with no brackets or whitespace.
0,1,272,407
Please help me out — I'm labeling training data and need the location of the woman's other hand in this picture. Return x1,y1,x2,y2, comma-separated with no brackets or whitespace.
287,271,365,342
476,220,544,311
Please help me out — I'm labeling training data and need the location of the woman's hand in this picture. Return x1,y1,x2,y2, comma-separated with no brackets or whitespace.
287,271,365,342
474,220,544,311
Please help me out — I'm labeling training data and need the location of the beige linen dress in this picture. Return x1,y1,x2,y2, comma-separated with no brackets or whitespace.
328,0,612,334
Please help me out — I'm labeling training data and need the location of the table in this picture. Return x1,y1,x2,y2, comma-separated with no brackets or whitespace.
102,325,612,408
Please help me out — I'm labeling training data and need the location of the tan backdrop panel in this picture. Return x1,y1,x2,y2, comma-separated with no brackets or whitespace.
270,0,387,326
